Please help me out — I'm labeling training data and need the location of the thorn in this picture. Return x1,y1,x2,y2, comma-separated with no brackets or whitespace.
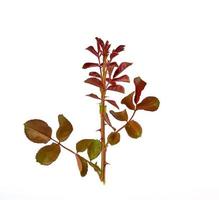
105,162,110,166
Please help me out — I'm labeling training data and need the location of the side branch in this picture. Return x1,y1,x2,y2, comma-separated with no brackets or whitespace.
50,137,101,176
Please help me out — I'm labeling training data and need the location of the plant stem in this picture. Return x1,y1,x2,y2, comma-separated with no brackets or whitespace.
50,137,77,155
100,55,107,184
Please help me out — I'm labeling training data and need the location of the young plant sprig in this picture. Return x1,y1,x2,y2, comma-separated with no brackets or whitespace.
23,37,160,184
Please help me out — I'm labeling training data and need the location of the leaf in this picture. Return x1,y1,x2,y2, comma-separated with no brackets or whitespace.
82,62,99,69
107,62,118,77
137,96,160,111
125,120,142,139
106,99,119,109
134,76,147,104
104,113,115,130
76,139,93,152
107,132,120,145
75,154,88,177
86,93,100,100
56,114,73,142
86,46,98,57
121,92,135,110
89,71,101,78
24,119,52,144
106,78,116,85
109,109,128,121
35,143,61,165
110,51,118,60
107,84,125,93
104,40,111,54
95,37,104,51
104,113,111,126
115,45,125,52
110,45,125,60
87,140,101,160
88,162,101,175
85,78,103,88
113,75,130,83
106,65,114,77
113,62,132,78
109,62,118,68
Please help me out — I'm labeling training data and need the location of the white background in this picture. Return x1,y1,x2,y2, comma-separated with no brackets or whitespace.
0,0,219,199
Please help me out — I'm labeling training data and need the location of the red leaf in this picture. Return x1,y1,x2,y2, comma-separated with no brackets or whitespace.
83,62,99,69
105,41,111,51
113,62,132,78
84,78,103,88
110,109,128,121
106,62,118,77
86,93,100,100
104,113,115,130
86,46,98,57
107,85,125,93
106,78,116,85
113,75,130,83
89,71,101,78
110,45,125,60
110,62,118,68
115,45,125,52
134,76,146,104
107,65,114,77
121,91,135,110
107,62,118,77
106,99,119,109
102,40,111,57
110,51,118,60
95,37,104,52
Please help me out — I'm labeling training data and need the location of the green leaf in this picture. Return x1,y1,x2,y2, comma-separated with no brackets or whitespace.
24,119,52,144
75,154,88,177
125,120,142,139
109,109,128,121
35,143,61,165
87,140,101,160
107,132,120,145
56,114,73,142
76,139,93,153
137,96,160,111
121,91,135,110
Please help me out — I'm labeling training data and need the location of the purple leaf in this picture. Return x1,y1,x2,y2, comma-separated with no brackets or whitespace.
83,63,99,69
84,78,103,88
106,99,119,109
86,46,98,57
107,85,125,93
113,75,130,83
86,93,100,100
89,71,101,78
113,62,132,78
